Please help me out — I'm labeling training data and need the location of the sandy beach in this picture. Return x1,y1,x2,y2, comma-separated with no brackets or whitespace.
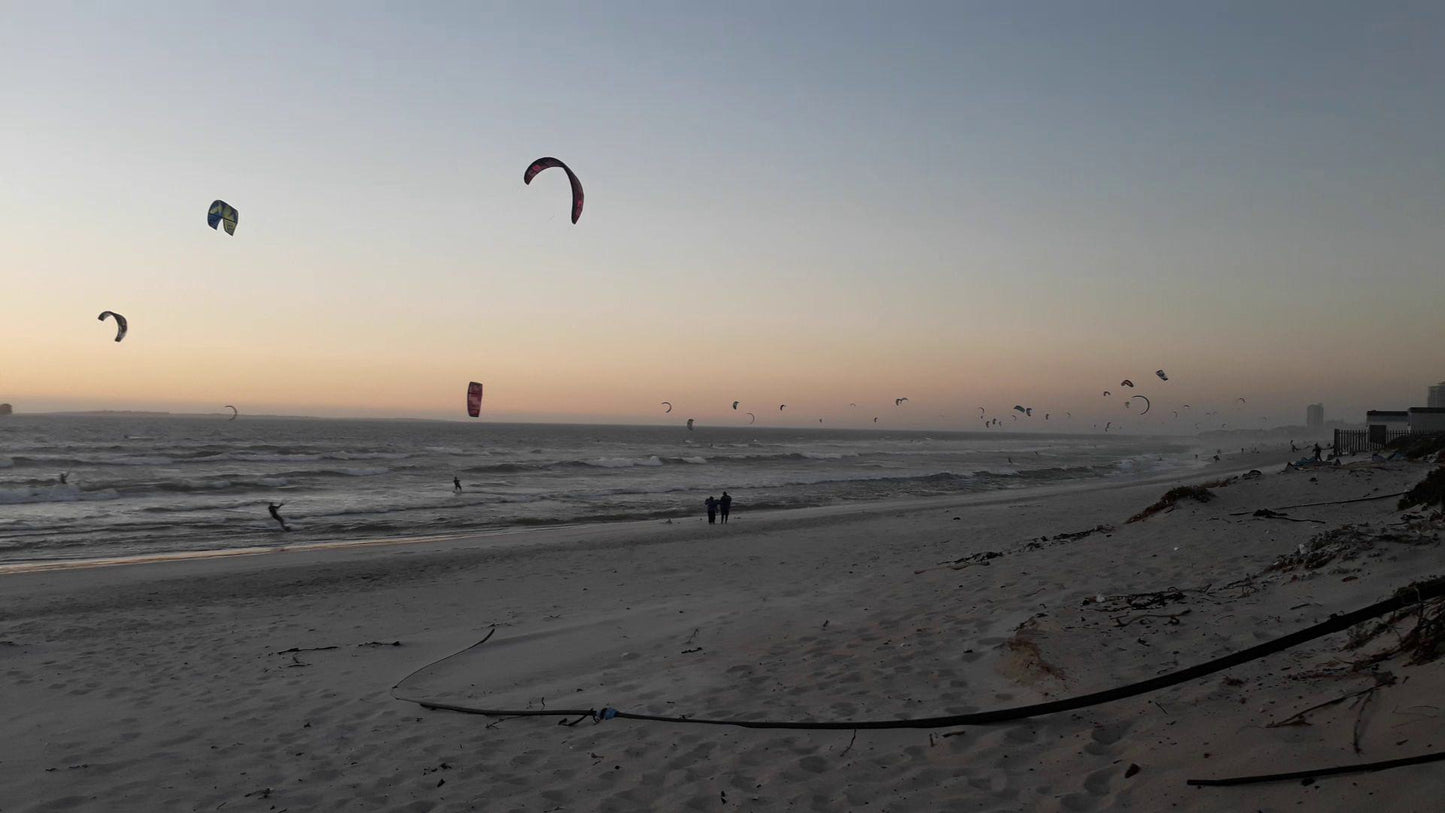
4,450,1444,812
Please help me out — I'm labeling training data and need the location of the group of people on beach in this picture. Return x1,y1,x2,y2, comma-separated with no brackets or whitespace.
704,492,732,524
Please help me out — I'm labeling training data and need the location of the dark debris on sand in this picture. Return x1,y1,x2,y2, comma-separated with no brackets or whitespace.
1127,481,1233,524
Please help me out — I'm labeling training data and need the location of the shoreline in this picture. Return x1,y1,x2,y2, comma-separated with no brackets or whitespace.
0,448,1283,576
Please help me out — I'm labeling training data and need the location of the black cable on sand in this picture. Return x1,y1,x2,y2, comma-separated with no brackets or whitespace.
1188,750,1445,787
392,577,1445,733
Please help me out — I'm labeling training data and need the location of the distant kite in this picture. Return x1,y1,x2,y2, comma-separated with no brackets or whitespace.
686,418,695,431
1237,397,1247,404
1013,405,1027,414
466,382,484,417
1155,369,1169,381
746,412,755,424
978,407,986,416
661,401,672,414
1121,379,1135,388
1128,395,1151,415
873,417,878,423
224,405,238,421
207,200,239,235
523,157,584,223
1102,390,1111,397
1105,421,1112,432
732,401,739,410
98,311,127,342
895,397,909,406
779,404,786,411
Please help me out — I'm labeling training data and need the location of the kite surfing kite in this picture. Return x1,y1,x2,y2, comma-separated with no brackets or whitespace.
224,405,238,421
1102,390,1111,397
1155,369,1169,381
686,418,695,431
466,382,483,418
98,311,127,342
895,397,908,406
873,417,878,423
523,157,584,223
732,401,739,410
978,407,986,416
1013,405,1027,414
779,404,786,411
207,200,239,235
1127,395,1151,415
661,401,672,414
1237,397,1248,404
1120,379,1135,388
746,412,755,425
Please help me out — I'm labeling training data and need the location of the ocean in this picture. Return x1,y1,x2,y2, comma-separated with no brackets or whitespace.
0,415,1205,564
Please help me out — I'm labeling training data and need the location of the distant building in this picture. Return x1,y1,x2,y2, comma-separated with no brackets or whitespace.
1366,410,1409,428
1409,407,1445,434
1430,382,1445,409
1306,403,1324,429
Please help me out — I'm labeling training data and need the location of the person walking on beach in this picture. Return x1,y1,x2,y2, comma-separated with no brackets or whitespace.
1312,443,1322,462
268,502,290,532
453,476,462,494
720,491,732,524
704,496,717,524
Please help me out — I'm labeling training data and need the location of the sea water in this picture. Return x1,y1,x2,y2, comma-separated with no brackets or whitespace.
0,415,1204,564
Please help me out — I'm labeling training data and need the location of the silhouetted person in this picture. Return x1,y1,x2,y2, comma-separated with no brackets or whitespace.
1290,440,1298,453
720,491,732,523
268,502,290,532
453,476,462,493
704,496,717,524
1312,443,1322,462
58,472,68,485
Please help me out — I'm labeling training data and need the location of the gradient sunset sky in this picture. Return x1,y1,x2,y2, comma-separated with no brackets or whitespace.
3,2,1441,429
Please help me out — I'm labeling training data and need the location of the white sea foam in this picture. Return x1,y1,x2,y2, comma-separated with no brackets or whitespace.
587,456,664,468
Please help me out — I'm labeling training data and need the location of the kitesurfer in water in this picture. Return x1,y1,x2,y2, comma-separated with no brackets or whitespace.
704,496,718,524
453,476,462,493
720,491,732,524
268,502,290,532
58,472,69,485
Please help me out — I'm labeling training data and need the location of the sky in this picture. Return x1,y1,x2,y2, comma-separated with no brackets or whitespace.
2,1,1441,430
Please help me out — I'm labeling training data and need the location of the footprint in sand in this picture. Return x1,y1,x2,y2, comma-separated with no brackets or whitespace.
1083,767,1113,796
1089,721,1130,745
